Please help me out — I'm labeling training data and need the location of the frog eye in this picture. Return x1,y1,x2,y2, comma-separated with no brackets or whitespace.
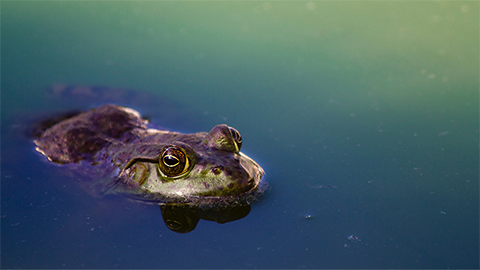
229,127,242,151
158,146,190,177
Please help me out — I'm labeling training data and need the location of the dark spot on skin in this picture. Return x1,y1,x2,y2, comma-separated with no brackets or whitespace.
83,137,110,154
224,167,233,176
64,128,110,162
91,106,141,138
228,183,234,189
203,182,210,189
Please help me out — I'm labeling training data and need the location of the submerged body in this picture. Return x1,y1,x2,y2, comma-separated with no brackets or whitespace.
34,104,265,205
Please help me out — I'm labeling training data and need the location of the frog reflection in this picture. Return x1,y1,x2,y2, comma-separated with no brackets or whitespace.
160,203,251,233
34,104,266,232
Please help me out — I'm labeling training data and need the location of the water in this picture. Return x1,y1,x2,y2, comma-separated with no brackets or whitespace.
2,1,478,268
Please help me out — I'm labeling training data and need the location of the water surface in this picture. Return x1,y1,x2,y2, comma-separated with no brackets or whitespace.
2,1,478,268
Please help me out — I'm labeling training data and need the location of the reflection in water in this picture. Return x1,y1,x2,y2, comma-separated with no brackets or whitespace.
160,203,251,233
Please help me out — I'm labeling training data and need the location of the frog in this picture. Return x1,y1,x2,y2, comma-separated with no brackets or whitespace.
34,103,266,206
28,85,267,233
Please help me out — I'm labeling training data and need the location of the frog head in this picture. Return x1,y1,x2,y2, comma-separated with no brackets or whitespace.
116,124,265,204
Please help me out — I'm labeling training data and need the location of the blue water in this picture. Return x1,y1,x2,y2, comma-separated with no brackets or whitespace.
2,2,478,269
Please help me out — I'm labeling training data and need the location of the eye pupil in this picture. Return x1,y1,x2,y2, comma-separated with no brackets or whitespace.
163,155,179,167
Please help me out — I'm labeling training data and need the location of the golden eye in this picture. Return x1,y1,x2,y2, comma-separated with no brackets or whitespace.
158,146,190,177
229,127,242,151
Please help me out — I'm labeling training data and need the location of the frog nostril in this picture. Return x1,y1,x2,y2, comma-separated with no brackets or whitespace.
211,165,224,175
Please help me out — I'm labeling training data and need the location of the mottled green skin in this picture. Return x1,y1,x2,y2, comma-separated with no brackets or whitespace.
34,104,265,205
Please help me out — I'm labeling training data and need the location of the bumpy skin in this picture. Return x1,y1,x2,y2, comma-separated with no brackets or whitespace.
34,104,265,205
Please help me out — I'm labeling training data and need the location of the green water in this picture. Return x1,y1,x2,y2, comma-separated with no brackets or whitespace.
2,1,478,268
